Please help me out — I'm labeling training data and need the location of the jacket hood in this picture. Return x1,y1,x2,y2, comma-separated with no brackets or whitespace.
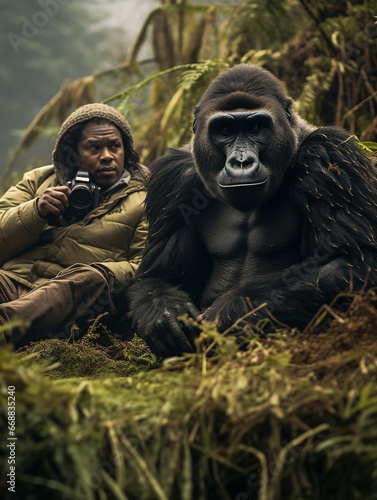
52,103,147,185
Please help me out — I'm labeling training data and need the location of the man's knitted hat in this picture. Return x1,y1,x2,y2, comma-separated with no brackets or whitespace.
52,103,139,185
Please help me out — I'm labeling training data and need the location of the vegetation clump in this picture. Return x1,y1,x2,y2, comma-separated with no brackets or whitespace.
1,289,377,500
15,334,160,380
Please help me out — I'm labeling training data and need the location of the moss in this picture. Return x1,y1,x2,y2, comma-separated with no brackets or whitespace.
15,334,160,379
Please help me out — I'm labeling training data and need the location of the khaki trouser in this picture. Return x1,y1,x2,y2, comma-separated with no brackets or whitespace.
0,264,116,348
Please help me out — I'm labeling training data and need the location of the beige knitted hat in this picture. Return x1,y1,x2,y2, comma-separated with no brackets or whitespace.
52,103,139,184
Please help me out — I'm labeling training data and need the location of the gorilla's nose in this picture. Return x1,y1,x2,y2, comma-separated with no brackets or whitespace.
225,150,260,179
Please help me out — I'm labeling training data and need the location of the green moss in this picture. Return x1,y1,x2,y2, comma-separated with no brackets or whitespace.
14,335,160,379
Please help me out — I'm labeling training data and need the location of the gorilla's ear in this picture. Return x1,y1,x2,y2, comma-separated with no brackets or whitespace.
192,117,197,134
285,98,293,122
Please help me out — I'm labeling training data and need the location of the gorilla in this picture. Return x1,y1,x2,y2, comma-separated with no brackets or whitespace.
129,64,377,358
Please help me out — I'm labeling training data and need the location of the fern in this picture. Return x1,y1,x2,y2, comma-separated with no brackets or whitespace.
177,59,226,90
103,60,225,114
102,64,199,106
157,60,227,154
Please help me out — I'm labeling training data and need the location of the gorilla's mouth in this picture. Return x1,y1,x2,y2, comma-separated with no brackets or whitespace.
219,158,268,188
219,178,268,188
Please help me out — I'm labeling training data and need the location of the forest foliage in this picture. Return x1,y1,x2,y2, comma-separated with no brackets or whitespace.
2,0,377,182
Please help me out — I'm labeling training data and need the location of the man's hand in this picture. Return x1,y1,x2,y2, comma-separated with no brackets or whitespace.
37,186,71,218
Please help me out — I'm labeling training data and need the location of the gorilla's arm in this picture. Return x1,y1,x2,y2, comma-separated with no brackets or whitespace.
128,148,211,357
205,128,377,329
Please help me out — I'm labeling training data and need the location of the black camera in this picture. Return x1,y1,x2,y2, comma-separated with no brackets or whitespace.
48,170,101,226
64,170,101,222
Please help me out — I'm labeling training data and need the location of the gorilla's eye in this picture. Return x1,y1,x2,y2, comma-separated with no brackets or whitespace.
245,114,273,137
220,126,233,136
209,115,237,143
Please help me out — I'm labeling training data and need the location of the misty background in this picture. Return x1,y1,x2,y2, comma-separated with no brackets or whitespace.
0,0,155,175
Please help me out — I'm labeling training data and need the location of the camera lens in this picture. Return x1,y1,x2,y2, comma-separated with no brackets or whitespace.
70,185,92,210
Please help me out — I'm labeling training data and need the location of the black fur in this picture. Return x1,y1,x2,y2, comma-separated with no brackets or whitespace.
129,64,377,358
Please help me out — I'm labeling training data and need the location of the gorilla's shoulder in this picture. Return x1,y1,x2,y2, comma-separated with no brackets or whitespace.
149,146,195,177
290,125,377,251
301,125,351,143
295,126,374,173
146,147,205,222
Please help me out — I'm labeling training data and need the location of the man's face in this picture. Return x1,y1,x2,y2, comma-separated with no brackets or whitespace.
78,121,125,188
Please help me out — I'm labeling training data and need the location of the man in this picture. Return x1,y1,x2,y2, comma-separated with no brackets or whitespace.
0,103,148,347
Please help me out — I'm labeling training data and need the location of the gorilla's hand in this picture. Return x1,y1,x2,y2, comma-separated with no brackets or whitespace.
202,292,255,330
128,280,201,358
202,289,290,335
204,278,328,333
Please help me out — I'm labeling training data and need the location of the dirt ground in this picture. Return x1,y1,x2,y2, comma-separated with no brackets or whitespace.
284,288,377,384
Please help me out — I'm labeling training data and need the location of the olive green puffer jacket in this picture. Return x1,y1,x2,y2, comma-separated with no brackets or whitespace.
0,165,147,290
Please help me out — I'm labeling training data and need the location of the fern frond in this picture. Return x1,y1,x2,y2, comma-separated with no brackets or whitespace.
156,59,227,155
240,49,277,66
177,59,227,91
103,63,203,106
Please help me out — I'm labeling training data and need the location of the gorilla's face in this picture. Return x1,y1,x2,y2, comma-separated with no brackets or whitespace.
210,110,273,184
192,67,300,211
